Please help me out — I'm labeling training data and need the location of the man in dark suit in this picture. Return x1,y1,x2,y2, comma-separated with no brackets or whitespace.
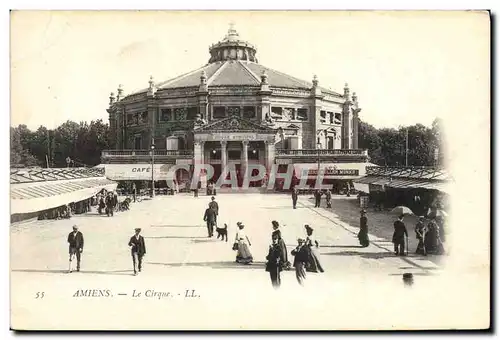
208,196,219,225
67,225,84,273
203,205,217,237
291,187,299,209
392,214,408,256
291,238,308,285
128,228,146,275
314,189,322,208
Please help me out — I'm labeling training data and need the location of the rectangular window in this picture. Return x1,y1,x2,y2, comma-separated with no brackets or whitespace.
243,106,256,119
127,114,134,125
134,136,142,150
187,107,198,120
228,150,241,160
328,112,334,124
174,108,187,121
296,108,308,121
271,107,283,119
334,113,342,125
154,138,166,149
141,111,148,123
160,108,172,122
284,108,295,120
213,106,226,119
320,110,327,123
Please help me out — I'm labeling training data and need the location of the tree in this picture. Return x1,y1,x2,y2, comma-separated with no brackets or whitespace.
358,120,383,164
10,127,40,167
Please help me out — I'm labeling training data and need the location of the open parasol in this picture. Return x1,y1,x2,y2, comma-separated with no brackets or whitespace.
391,206,415,216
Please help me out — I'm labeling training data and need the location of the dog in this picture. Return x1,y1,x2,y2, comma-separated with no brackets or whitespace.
216,223,228,242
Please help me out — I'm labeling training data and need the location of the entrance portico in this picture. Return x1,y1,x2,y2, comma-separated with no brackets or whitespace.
193,116,277,183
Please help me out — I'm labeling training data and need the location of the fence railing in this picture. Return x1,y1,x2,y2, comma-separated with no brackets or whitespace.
102,149,194,157
275,149,368,156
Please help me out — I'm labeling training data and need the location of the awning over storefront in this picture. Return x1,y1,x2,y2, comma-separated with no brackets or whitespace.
96,164,183,181
11,178,117,215
354,175,450,194
293,163,377,180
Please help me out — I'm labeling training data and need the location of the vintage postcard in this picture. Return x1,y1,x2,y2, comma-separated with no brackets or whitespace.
9,10,490,330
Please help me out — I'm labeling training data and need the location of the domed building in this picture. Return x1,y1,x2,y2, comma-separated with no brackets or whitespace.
103,25,370,191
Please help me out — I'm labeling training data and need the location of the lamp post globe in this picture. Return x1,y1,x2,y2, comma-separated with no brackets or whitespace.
150,144,155,198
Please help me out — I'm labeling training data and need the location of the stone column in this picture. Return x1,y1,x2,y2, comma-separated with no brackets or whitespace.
242,140,249,179
221,140,228,174
200,141,205,165
265,141,275,171
194,141,203,167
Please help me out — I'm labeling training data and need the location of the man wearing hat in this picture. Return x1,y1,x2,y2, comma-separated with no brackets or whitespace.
67,225,84,273
208,196,219,226
392,214,408,256
128,228,146,275
291,238,308,285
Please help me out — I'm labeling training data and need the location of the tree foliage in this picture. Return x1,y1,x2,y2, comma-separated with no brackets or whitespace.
359,118,444,166
10,120,109,168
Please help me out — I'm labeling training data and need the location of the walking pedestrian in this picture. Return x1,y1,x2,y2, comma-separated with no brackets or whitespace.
132,183,137,202
415,216,427,255
325,190,332,208
291,187,299,209
357,209,370,247
271,220,291,270
67,225,84,273
209,196,219,226
234,222,253,264
265,234,283,289
203,204,216,237
105,192,114,217
304,225,324,273
392,214,408,256
291,238,308,285
314,189,322,208
128,228,146,275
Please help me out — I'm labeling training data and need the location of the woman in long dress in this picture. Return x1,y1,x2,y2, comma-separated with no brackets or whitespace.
234,222,253,264
357,209,370,247
271,220,291,270
304,225,324,273
415,216,427,255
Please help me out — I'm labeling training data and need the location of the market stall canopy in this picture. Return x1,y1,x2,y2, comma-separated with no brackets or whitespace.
293,162,378,180
354,166,452,194
10,168,117,215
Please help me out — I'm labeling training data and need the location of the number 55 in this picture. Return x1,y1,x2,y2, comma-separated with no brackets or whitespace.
35,292,44,299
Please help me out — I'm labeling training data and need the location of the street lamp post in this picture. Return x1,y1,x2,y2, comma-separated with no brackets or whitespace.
150,144,155,198
316,142,322,186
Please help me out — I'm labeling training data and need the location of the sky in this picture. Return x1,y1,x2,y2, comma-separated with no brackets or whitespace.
10,11,489,130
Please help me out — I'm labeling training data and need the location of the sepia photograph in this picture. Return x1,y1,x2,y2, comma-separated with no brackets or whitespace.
9,10,490,331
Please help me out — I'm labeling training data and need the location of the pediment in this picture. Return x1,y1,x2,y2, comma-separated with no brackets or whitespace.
194,116,276,133
285,124,301,130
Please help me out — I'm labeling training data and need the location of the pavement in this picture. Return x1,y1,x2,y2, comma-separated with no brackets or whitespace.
11,193,487,330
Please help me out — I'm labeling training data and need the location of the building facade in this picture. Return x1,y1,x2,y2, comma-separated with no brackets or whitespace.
103,26,370,188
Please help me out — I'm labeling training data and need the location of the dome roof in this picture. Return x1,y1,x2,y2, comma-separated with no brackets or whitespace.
124,25,342,97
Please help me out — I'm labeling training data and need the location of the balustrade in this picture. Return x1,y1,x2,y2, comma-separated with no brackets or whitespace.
275,149,368,156
102,149,194,157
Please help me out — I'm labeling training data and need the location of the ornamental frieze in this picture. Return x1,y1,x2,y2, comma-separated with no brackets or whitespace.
209,88,260,96
271,88,310,98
